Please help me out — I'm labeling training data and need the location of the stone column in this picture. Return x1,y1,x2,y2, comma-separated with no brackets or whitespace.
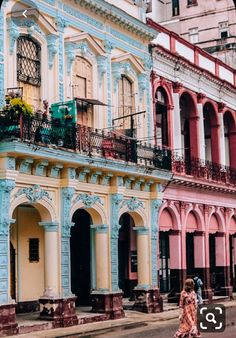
197,102,205,160
134,227,150,288
0,179,18,335
91,224,117,318
194,232,212,301
43,187,77,328
172,93,182,156
215,233,232,297
39,222,59,298
168,230,182,303
91,194,124,319
132,226,159,313
219,114,226,165
92,224,109,291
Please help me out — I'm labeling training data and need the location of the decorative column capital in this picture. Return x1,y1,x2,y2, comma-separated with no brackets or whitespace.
90,224,108,233
104,40,114,54
197,92,206,104
0,179,16,192
97,55,107,87
173,81,183,94
218,102,226,113
65,41,76,75
47,34,58,69
112,62,121,92
133,226,149,235
7,18,19,55
39,221,59,232
138,73,148,102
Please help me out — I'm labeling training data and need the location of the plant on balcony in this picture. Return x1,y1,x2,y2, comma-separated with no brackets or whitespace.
6,98,33,119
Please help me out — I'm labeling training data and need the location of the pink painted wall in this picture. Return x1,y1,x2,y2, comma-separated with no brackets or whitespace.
169,233,182,269
215,235,226,266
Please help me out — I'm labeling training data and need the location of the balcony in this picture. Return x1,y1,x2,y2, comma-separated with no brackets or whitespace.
172,153,236,186
0,114,172,172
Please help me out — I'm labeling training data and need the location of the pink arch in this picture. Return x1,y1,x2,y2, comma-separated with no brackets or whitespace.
184,205,204,231
158,201,181,230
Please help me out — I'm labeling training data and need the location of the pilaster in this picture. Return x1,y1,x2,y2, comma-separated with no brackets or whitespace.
110,193,123,292
0,179,17,334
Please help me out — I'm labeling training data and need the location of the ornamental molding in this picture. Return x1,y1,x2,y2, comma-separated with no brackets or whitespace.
74,193,104,208
47,34,58,69
121,197,144,211
72,0,156,39
15,185,52,203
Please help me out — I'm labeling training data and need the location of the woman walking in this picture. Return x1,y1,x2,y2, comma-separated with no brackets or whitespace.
174,279,201,338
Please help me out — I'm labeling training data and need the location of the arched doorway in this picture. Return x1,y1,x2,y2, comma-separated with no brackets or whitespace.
11,205,45,313
71,209,92,306
208,213,226,294
155,87,169,147
118,213,137,298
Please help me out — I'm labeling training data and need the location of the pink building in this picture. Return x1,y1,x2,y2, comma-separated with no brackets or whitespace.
148,18,236,302
147,0,236,68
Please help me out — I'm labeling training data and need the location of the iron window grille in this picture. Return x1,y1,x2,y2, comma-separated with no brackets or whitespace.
17,36,41,87
29,238,39,262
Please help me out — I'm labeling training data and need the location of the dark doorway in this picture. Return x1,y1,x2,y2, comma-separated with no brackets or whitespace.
155,88,169,147
229,235,235,290
71,209,91,306
186,233,195,277
209,234,216,289
159,231,170,293
10,242,16,300
118,213,136,298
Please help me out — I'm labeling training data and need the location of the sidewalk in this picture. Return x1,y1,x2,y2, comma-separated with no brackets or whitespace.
9,300,236,338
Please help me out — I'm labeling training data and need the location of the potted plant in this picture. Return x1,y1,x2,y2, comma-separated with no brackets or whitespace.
3,98,33,137
7,97,33,120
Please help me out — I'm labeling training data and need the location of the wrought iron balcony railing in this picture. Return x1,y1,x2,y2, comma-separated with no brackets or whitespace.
0,115,172,171
172,153,236,186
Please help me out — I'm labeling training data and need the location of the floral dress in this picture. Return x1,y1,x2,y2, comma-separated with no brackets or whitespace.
174,290,200,338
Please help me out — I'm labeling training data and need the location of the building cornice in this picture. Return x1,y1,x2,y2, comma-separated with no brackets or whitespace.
0,141,172,182
74,0,157,39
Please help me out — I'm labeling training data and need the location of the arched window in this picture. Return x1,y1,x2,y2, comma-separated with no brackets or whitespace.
17,36,41,109
223,112,236,167
179,92,199,169
118,76,134,136
72,56,93,126
180,94,191,161
203,102,219,163
155,88,168,147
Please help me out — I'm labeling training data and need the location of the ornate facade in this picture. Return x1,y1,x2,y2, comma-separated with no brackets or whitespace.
149,19,236,303
0,0,171,335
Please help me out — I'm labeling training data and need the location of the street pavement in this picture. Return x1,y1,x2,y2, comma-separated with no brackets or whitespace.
9,300,236,338
80,307,235,338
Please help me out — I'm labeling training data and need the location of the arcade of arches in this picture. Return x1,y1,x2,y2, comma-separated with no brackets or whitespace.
158,201,236,302
0,176,167,334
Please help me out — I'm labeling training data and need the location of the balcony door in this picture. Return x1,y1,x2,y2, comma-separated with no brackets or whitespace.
72,56,93,127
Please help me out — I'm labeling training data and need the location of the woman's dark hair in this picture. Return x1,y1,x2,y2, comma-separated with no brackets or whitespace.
184,278,194,292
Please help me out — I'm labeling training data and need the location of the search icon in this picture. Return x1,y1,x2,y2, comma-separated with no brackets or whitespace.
206,312,217,324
